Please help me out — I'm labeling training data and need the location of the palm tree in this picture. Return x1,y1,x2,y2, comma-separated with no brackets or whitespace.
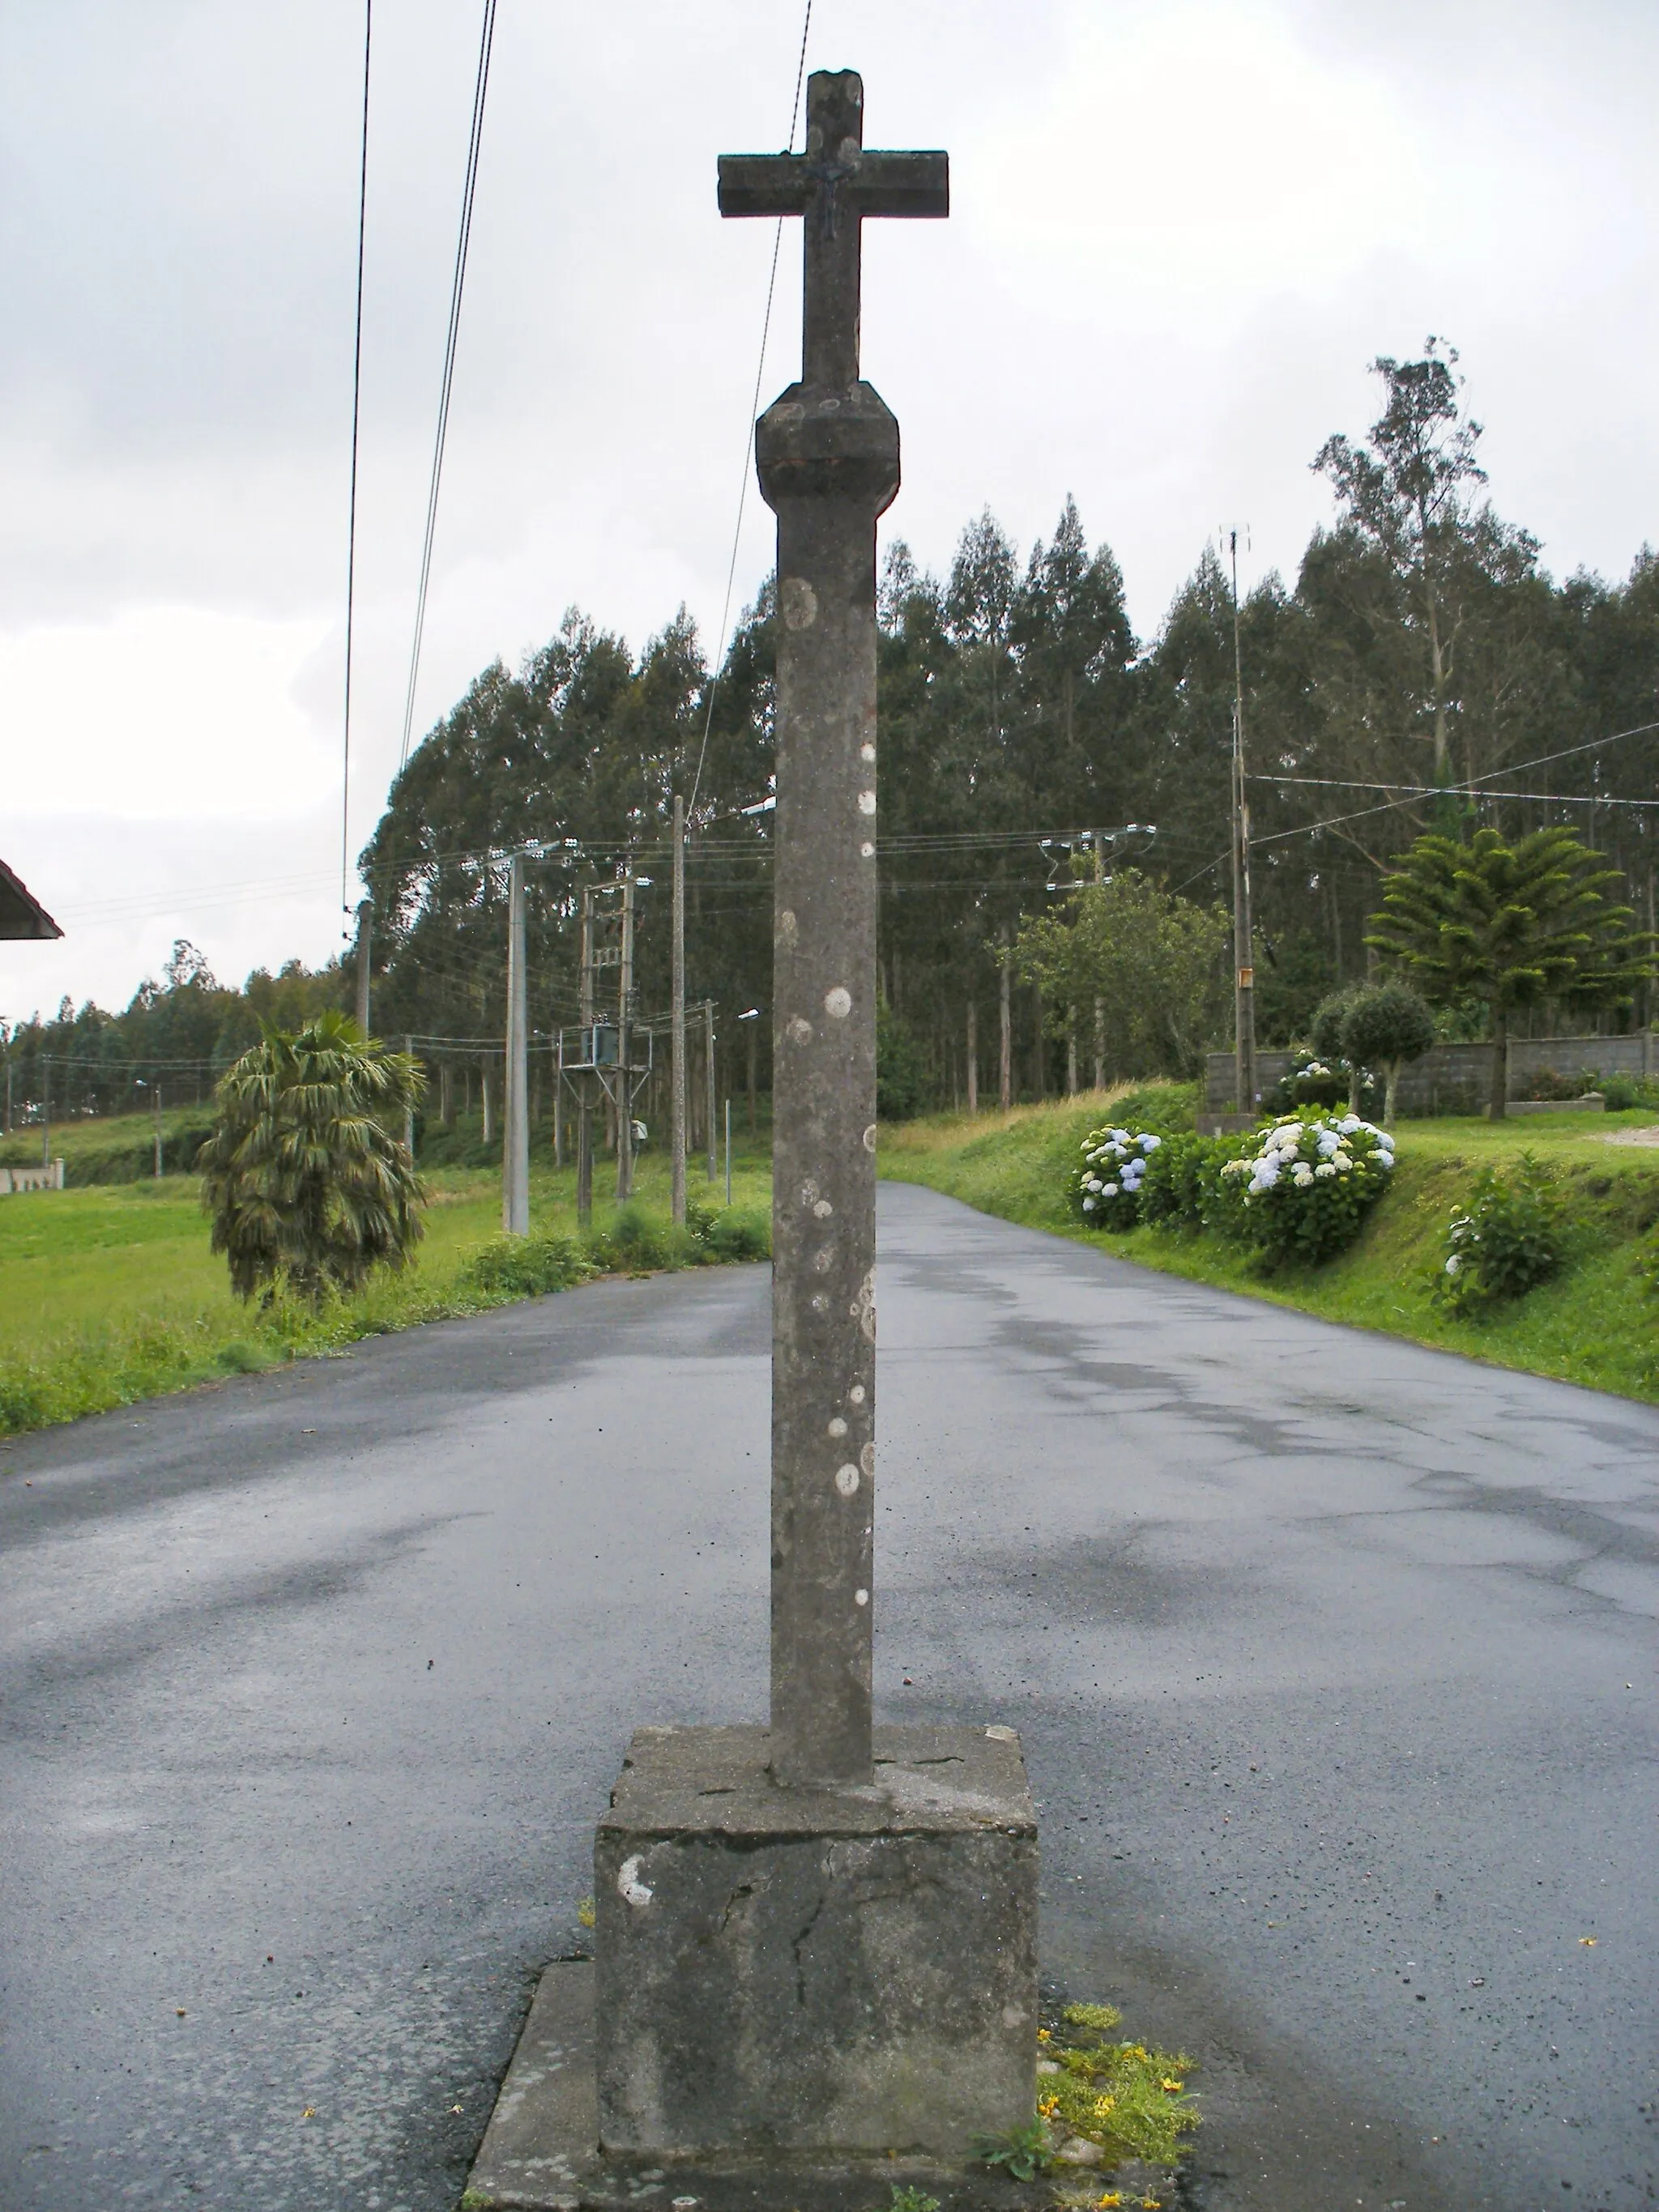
200,1011,425,1301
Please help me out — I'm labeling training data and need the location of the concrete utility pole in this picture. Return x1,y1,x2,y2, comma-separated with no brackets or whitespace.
41,1055,49,1168
576,885,595,1226
151,1085,162,1179
503,854,530,1235
1230,530,1257,1115
703,999,717,1181
355,898,373,1034
615,874,636,1204
671,795,687,1226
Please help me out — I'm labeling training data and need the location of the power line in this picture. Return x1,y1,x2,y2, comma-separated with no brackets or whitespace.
396,0,499,777
339,0,373,927
1252,774,1659,811
684,0,813,822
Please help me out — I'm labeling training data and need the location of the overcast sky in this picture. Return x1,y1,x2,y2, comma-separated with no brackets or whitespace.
2,0,1655,1021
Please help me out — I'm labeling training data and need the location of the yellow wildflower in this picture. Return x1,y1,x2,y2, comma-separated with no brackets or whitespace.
1038,2026,1052,2040
1160,2076,1183,2093
1093,2095,1117,2117
1038,2095,1060,2119
1095,2196,1124,2209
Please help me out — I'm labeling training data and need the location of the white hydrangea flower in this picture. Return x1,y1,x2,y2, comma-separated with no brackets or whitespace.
1085,1177,1102,1193
1141,1133,1162,1152
1293,1164,1315,1187
1082,1196,1098,1212
1102,1183,1119,1197
1444,1253,1460,1273
1315,1161,1337,1178
1333,1153,1353,1171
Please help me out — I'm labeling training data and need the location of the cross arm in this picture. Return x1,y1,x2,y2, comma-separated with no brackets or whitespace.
718,148,949,219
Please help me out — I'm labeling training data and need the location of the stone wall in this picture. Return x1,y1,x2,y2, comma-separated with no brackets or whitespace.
0,1160,65,1192
1205,1032,1658,1116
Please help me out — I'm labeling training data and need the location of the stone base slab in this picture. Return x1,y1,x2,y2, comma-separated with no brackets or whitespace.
467,1961,1072,2212
592,1725,1038,2158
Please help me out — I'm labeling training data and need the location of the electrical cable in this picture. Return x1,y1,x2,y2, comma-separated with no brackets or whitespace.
396,0,498,776
684,0,812,824
339,0,373,929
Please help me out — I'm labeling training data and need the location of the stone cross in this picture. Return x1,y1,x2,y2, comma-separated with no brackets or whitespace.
720,74,947,1786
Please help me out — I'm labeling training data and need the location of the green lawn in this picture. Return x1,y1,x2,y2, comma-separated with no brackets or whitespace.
879,1093,1659,1405
0,1142,772,1438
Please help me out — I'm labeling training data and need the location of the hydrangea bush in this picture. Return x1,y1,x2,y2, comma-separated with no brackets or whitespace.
1136,1131,1244,1233
1071,1126,1163,1230
1216,1113,1396,1266
1433,1157,1563,1315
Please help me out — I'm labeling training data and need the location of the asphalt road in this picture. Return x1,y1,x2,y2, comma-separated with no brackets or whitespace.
2,1182,1656,2212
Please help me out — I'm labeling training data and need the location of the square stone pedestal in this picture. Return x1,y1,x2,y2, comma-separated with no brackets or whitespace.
594,1724,1038,2159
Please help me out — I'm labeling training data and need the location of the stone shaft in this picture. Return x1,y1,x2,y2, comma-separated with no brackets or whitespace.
728,67,946,1788
762,401,893,1785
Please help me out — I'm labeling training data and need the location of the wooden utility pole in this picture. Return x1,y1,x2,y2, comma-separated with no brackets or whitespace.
355,897,373,1034
1230,530,1256,1115
966,999,978,1114
671,795,687,1225
503,853,530,1234
403,1036,416,1159
1092,830,1107,1089
998,928,1012,1110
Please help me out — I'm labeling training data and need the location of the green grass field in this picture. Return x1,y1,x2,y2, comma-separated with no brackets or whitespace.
879,1093,1659,1405
0,1141,772,1438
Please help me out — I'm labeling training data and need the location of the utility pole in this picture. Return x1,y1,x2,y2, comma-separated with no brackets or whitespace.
41,1055,49,1169
152,1085,163,1180
671,795,687,1225
355,898,373,1034
503,853,530,1235
403,1036,416,1158
1230,529,1256,1116
704,999,717,1182
1092,830,1107,1090
616,874,636,1204
576,886,595,1226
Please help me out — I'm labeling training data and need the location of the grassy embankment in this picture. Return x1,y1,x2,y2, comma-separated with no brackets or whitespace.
0,1114,772,1437
879,1089,1659,1405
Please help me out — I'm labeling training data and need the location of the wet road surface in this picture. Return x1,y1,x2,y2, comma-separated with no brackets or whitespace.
2,1182,1655,2211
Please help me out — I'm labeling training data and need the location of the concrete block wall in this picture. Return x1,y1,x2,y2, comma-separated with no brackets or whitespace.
1205,1032,1657,1116
0,1159,65,1192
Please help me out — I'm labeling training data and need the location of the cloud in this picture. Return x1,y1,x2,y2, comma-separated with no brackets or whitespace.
1,0,1655,1014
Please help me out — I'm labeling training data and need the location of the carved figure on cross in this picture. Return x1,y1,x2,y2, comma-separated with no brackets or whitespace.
719,70,947,390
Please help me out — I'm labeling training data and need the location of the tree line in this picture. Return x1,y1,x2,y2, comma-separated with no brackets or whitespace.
6,340,1657,1130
